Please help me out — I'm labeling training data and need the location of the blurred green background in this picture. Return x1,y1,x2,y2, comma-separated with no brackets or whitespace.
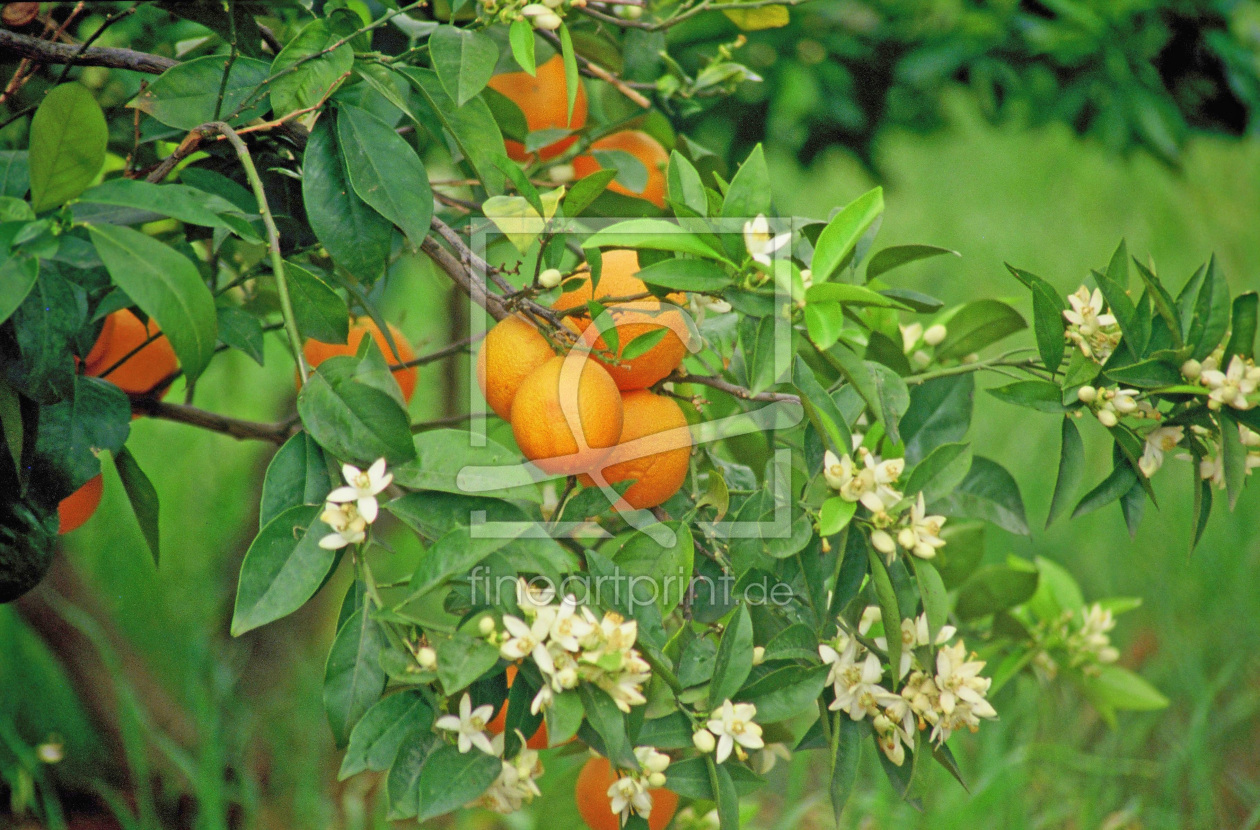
4,9,1260,829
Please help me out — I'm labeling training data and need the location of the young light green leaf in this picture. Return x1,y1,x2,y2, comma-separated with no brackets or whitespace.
867,244,959,281
29,84,107,212
810,187,883,284
508,20,537,74
720,143,769,219
819,497,857,536
667,150,707,215
559,23,579,123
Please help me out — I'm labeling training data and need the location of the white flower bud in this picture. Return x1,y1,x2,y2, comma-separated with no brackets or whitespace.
870,529,896,555
1181,359,1202,380
898,527,917,549
539,268,563,289
1097,409,1118,427
693,728,716,753
543,0,565,8
911,349,931,370
1077,385,1097,403
960,353,979,364
531,10,563,28
417,646,437,669
616,3,643,18
799,269,813,290
521,2,550,14
648,771,667,787
548,163,576,184
1113,395,1138,414
479,616,496,636
923,324,947,346
752,646,766,665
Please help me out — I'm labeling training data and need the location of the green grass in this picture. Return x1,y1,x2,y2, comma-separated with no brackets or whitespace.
3,90,1259,828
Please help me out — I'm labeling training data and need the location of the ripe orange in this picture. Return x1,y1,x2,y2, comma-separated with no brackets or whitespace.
58,474,103,535
84,310,178,396
476,315,556,421
487,54,588,162
485,665,549,749
303,319,417,402
552,249,688,391
572,130,669,208
510,354,623,476
581,391,691,510
575,756,678,830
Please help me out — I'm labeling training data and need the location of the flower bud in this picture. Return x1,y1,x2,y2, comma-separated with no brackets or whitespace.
1181,359,1202,380
960,353,979,364
799,269,813,290
543,0,565,7
1077,385,1097,403
870,529,896,555
1113,395,1138,414
923,324,947,346
539,268,563,289
479,616,496,636
615,3,644,18
898,527,917,549
693,728,716,753
1097,409,1118,427
648,772,667,787
911,350,931,370
528,8,563,28
752,646,765,665
417,646,437,669
548,163,576,184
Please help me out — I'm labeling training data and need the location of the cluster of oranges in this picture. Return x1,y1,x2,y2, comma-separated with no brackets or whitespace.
487,55,670,208
478,250,693,510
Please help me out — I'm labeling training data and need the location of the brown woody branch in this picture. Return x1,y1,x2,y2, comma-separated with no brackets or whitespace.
132,399,297,444
671,371,802,404
0,28,177,75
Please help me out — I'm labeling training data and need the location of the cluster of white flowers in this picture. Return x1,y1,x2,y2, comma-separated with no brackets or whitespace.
1139,425,1184,477
319,459,392,550
899,322,948,370
606,747,672,823
1076,385,1156,427
485,580,652,715
818,610,995,766
822,449,947,563
1183,351,1259,411
433,698,544,815
1063,286,1122,362
692,699,765,763
1031,603,1121,679
1189,422,1260,488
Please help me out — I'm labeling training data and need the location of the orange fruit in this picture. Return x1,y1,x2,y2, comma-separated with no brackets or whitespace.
580,391,691,510
84,310,178,396
485,665,550,750
487,54,588,162
510,354,623,476
552,249,688,391
572,130,669,208
58,474,103,534
575,756,678,830
302,318,417,402
476,314,556,421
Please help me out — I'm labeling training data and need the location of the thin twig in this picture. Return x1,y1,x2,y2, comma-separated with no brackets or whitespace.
410,412,475,432
536,29,652,108
391,336,479,370
671,371,802,404
132,400,296,444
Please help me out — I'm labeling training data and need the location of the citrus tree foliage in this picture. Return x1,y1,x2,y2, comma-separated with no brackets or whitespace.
1,1,1255,826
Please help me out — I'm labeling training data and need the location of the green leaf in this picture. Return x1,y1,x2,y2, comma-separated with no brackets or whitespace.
7,263,80,403
867,546,902,677
955,561,1039,621
911,558,948,641
386,733,436,820
340,690,433,780
508,20,537,74
933,456,1029,535
988,380,1070,413
810,187,883,283
297,355,416,466
935,299,1027,360
592,148,648,196
666,150,707,216
762,624,818,662
804,302,843,350
325,606,388,747
900,375,974,464
75,179,237,229
736,664,828,723
400,67,506,194
302,118,392,283
545,690,584,746
131,55,270,130
215,305,264,365
1084,664,1169,711
270,19,354,118
793,356,852,460
1026,556,1085,622
1131,259,1183,350
1220,412,1246,511
393,430,539,501
434,631,500,693
582,219,729,262
113,447,160,566
0,151,30,198
806,282,909,310
563,168,618,217
0,253,38,328
29,84,107,212
414,744,501,821
665,757,764,800
337,104,433,248
1103,357,1182,388
1071,461,1138,519
905,442,972,506
613,522,694,615
867,244,959,281
721,143,770,219
712,759,741,830
1006,263,1067,370
580,684,635,767
830,716,864,822
634,257,730,292
286,262,350,344
407,525,515,599
430,25,499,106
87,224,218,381
819,497,857,537
1186,256,1231,361
1046,416,1085,528
1092,241,1139,345
1224,292,1258,364
231,505,339,635
559,23,579,124
259,431,333,529
709,604,754,707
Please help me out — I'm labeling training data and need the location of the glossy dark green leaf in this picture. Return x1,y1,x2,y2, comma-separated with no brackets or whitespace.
76,179,238,229
905,442,972,506
340,690,433,780
0,151,30,198
987,380,1070,413
1006,263,1068,370
337,104,433,248
407,525,514,599
545,689,584,745
830,715,864,823
32,376,130,498
412,742,501,820
0,253,37,328
215,305,264,365
664,756,765,799
302,119,392,283
811,187,883,283
434,631,500,693
7,263,80,403
900,374,973,465
88,223,218,381
325,606,388,747
1220,412,1246,511
1103,357,1181,388
231,505,339,635
401,67,506,195
1224,292,1258,364
1046,416,1085,528
430,25,498,106
1072,460,1138,519
935,299,1027,360
113,446,160,566
259,431,333,529
1131,259,1183,349
29,84,107,212
713,759,740,830
793,356,852,459
270,19,353,118
867,244,959,280
954,561,1039,621
580,684,635,767
911,557,948,641
613,522,694,614
563,168,618,217
132,55,270,129
297,354,415,466
710,604,754,707
736,664,829,723
933,456,1029,535
385,732,437,820
285,262,349,345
